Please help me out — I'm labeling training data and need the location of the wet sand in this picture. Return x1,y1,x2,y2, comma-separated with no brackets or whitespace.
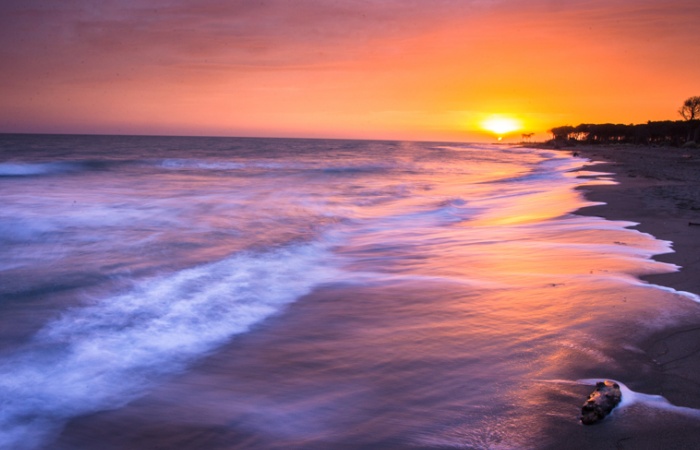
565,144,700,416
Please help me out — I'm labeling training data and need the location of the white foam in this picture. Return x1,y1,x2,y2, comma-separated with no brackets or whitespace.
160,159,246,170
638,283,700,303
577,379,700,419
0,162,78,176
0,243,339,450
158,159,309,171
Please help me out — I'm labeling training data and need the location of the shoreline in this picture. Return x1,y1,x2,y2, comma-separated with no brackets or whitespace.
566,144,700,296
555,144,700,404
541,144,700,447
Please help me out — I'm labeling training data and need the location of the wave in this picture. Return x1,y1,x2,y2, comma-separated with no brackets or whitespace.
159,159,249,170
157,158,398,175
0,162,83,177
321,164,395,175
479,156,581,185
0,160,138,177
158,158,322,172
417,198,478,225
0,242,339,450
0,157,400,178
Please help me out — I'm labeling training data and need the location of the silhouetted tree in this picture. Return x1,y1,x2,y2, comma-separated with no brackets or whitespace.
548,121,690,146
546,98,700,146
678,96,700,143
679,96,700,120
550,126,574,141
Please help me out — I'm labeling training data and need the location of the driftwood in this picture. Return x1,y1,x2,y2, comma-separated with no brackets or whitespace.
580,380,622,425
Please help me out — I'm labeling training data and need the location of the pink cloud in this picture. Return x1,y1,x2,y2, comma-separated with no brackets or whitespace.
1,0,699,138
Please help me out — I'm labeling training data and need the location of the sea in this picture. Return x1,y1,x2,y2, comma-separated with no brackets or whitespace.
1,134,699,449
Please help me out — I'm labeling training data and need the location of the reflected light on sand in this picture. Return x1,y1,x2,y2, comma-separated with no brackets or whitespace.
470,185,578,227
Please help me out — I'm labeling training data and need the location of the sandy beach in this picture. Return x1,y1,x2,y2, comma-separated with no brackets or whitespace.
568,145,700,293
554,144,700,447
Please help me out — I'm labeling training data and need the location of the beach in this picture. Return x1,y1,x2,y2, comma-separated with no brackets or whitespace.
553,143,700,448
3,135,700,449
568,145,700,296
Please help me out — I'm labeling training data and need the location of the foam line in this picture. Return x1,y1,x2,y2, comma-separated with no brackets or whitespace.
577,379,700,419
0,162,81,176
0,243,338,450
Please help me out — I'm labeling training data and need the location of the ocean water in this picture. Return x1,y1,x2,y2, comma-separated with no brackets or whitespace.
1,134,699,449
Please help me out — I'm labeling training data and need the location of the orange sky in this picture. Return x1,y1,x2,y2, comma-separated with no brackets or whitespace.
1,0,699,142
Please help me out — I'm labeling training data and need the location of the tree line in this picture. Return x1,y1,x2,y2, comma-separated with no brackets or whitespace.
549,96,700,146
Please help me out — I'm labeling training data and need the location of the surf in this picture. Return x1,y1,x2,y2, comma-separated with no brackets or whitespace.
0,242,339,450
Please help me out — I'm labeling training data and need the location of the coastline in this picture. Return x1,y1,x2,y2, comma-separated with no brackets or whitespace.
546,144,700,447
566,144,700,296
558,146,700,381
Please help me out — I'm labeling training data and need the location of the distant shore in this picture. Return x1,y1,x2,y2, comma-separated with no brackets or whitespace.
546,143,700,445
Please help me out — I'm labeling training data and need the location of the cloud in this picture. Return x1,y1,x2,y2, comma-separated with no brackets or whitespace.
1,0,502,72
3,0,698,76
1,0,699,138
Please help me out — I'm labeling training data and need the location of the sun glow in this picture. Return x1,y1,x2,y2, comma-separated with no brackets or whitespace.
480,116,523,139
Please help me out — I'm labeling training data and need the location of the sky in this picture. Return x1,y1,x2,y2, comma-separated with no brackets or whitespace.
1,0,699,142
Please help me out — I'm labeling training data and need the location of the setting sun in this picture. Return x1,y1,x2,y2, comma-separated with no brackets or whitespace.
480,116,523,139
4,1,700,448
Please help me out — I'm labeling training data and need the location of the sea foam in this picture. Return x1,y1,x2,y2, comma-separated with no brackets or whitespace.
0,162,80,176
0,242,338,450
578,379,700,419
